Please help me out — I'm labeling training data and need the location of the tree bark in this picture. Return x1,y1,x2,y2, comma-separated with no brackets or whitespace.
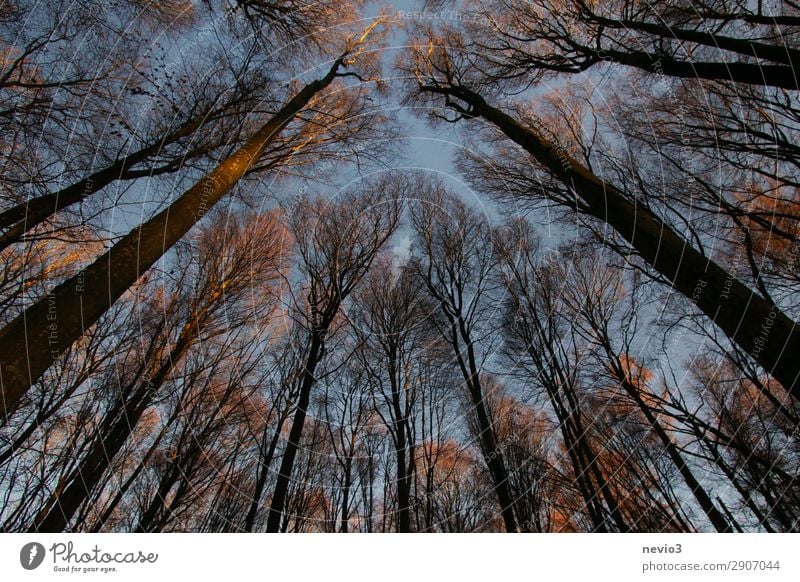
29,384,152,532
388,354,413,532
456,316,519,532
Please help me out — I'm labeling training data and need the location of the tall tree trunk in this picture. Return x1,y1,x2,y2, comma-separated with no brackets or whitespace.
692,422,777,531
0,57,348,417
395,444,412,532
601,49,797,89
388,355,413,532
136,463,184,532
340,455,353,533
429,294,518,531
467,376,519,532
265,334,325,532
424,85,800,396
537,372,612,531
29,385,151,532
457,318,518,532
243,399,292,532
89,412,177,532
589,15,800,66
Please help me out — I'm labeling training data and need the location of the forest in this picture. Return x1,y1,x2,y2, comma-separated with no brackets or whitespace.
0,0,798,533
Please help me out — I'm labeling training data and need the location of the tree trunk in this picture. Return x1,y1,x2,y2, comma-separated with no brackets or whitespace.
265,334,325,532
243,400,292,532
467,377,519,532
29,384,151,532
603,49,797,89
0,57,347,418
388,355,413,532
458,318,518,532
340,455,353,533
592,16,800,66
431,297,519,531
428,86,800,396
395,444,412,532
89,414,175,532
136,463,183,532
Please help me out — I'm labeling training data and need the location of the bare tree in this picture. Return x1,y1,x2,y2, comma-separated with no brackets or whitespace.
408,177,520,532
458,1,800,88
353,258,443,532
407,40,800,397
0,24,385,417
264,180,402,532
25,209,284,531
